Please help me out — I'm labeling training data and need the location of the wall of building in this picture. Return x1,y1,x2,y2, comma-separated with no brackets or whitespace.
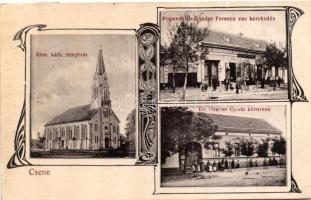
44,120,91,150
162,131,282,169
160,47,262,85
43,111,120,151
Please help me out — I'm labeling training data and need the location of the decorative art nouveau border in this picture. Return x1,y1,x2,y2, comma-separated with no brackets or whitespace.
136,23,160,164
7,24,46,168
287,7,308,102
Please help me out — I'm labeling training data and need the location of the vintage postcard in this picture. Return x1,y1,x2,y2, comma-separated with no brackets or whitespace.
1,2,311,200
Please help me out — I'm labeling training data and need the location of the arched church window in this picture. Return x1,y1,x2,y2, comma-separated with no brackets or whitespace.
104,111,108,118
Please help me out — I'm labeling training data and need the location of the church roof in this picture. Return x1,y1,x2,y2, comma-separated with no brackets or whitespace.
45,104,120,126
197,113,281,134
202,30,268,52
96,49,106,75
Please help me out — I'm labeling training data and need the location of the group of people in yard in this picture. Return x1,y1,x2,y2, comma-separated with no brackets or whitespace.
204,159,240,172
191,157,283,173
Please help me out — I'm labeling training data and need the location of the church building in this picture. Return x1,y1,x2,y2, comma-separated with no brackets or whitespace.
43,49,120,150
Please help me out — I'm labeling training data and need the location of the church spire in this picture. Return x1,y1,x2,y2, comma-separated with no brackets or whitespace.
91,48,110,110
96,49,105,75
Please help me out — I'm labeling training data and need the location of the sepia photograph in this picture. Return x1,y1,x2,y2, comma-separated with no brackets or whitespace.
160,104,288,187
30,33,136,158
159,9,289,101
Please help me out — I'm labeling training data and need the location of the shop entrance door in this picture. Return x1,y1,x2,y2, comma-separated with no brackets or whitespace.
205,60,219,86
229,63,236,82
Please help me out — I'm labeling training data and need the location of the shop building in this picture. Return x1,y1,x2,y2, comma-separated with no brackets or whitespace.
160,31,287,88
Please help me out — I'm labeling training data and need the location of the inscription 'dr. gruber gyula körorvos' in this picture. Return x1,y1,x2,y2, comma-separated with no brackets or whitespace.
197,106,272,112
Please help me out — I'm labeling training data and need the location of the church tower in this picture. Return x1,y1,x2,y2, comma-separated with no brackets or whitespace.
91,49,112,149
91,49,111,109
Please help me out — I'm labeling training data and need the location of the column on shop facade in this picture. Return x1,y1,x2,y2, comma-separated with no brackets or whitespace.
253,64,257,83
218,60,225,88
197,60,204,85
239,63,242,80
224,62,229,79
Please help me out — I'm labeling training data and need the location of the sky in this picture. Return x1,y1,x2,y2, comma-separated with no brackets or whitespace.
188,104,287,137
30,34,136,139
160,10,286,47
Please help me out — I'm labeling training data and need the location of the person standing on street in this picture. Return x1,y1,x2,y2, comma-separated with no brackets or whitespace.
231,159,235,170
224,76,230,91
212,76,218,91
236,77,241,94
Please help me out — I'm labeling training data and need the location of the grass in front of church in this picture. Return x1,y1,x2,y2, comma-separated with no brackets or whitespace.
161,167,286,187
30,149,135,158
